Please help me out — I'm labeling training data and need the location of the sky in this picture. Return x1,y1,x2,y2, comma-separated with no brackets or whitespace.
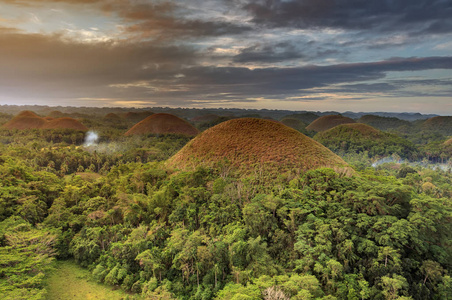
0,0,451,114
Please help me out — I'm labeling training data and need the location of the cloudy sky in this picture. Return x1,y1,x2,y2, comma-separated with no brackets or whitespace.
1,0,451,114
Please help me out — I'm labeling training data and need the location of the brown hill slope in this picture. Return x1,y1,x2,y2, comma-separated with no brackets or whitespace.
48,111,67,118
283,112,319,124
2,111,47,130
123,111,154,121
167,118,352,175
41,117,88,131
306,115,356,132
104,113,121,120
329,123,382,136
281,118,307,132
17,110,40,118
125,113,199,136
422,116,452,135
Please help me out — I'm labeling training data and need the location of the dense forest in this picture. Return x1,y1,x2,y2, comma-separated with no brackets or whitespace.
0,106,451,300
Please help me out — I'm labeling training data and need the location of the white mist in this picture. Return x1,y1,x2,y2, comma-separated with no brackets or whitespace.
84,131,99,146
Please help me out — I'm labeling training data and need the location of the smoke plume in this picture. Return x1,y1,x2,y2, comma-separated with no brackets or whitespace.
84,131,99,147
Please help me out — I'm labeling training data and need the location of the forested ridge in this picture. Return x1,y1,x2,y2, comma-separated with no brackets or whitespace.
0,113,451,300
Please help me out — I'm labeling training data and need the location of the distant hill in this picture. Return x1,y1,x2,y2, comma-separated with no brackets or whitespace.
306,115,356,132
17,111,40,118
122,111,154,122
125,113,199,136
2,111,47,130
282,112,319,124
0,112,12,126
358,115,411,131
280,118,307,132
104,113,121,120
422,116,452,135
48,111,67,118
191,114,220,123
341,111,437,121
195,116,234,132
314,123,417,159
0,104,440,122
41,117,88,131
167,118,352,176
2,111,88,131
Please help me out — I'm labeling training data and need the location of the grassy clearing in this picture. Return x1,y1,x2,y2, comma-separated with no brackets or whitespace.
46,260,133,300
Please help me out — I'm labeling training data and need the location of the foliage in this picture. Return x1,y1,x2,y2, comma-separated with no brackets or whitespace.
0,115,451,300
314,123,419,160
0,216,56,299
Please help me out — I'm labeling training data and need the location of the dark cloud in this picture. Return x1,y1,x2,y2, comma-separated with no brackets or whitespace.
326,83,399,94
1,27,452,104
2,0,101,5
392,79,452,87
232,42,304,63
0,30,197,95
242,0,452,35
1,0,452,110
108,1,252,39
307,79,452,100
227,40,342,64
124,18,251,40
4,0,253,39
114,2,252,40
165,56,452,97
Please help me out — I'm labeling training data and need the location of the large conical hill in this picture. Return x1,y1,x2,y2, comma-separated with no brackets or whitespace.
306,115,356,132
167,118,352,175
125,113,199,136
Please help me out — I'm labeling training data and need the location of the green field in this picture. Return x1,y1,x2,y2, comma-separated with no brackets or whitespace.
46,260,132,300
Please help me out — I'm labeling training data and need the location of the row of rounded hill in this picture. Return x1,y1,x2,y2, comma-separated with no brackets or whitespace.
2,108,451,134
3,110,451,139
2,111,200,136
1,109,450,176
1,110,355,175
3,111,89,131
